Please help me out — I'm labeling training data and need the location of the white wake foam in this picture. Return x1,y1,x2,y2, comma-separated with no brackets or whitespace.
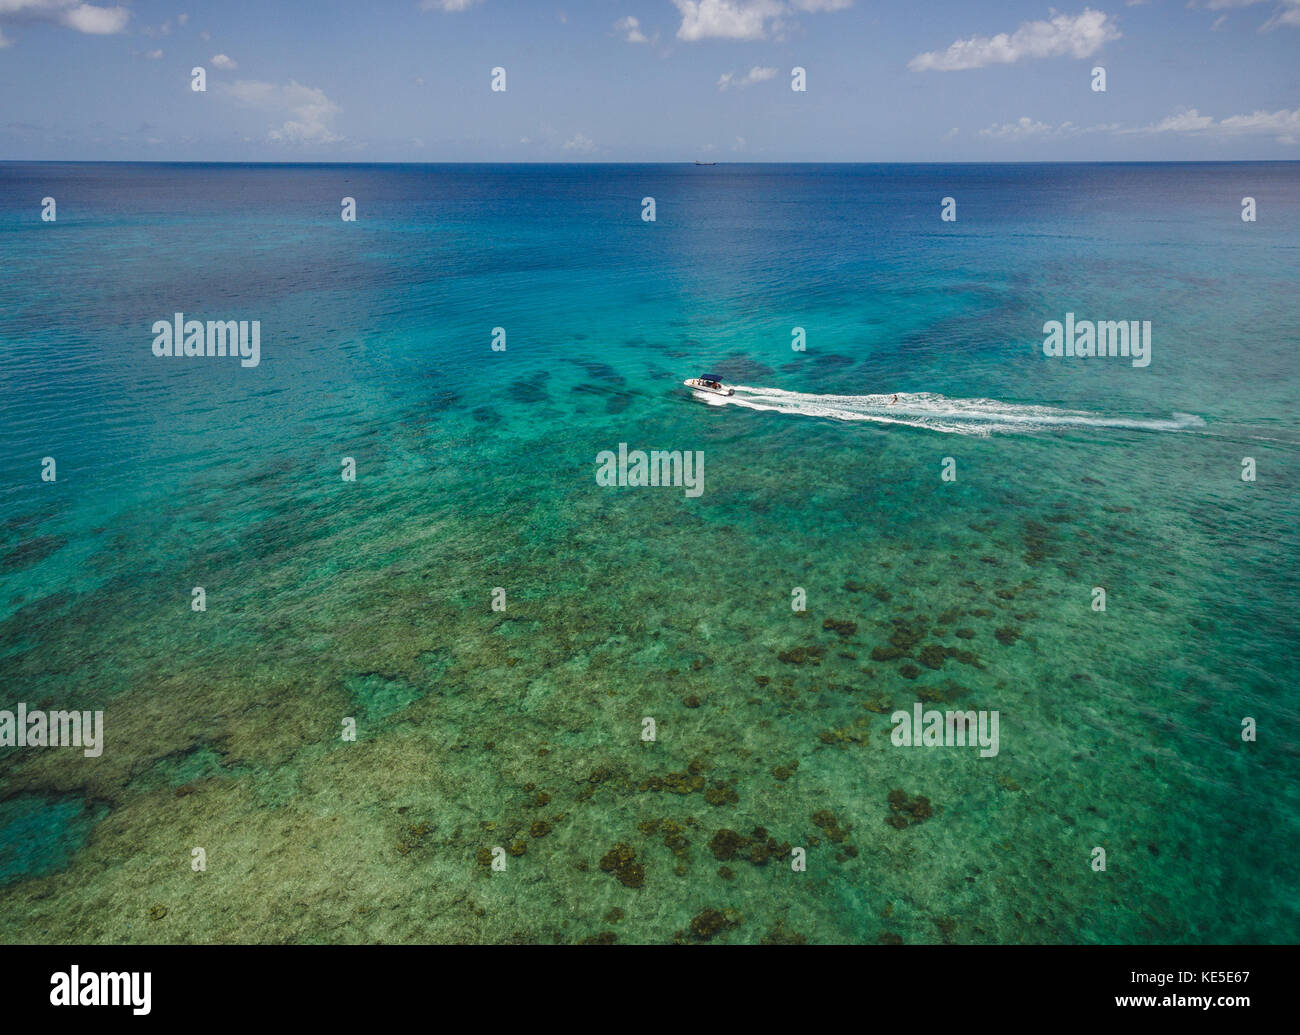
700,386,1206,437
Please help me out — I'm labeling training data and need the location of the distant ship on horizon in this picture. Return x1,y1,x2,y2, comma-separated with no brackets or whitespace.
694,160,717,166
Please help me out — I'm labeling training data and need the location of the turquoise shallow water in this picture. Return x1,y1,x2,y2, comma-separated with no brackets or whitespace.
0,162,1297,943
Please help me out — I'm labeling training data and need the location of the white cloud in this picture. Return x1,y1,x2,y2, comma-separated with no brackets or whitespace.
980,116,1060,139
0,1,130,40
177,12,188,25
562,131,597,152
1261,1,1300,30
221,79,343,145
210,53,237,70
909,9,1120,72
1127,106,1300,142
717,65,779,90
1130,109,1216,133
61,2,126,33
674,0,781,41
978,116,1122,139
59,2,127,33
419,0,483,11
977,107,1300,146
672,0,854,41
614,15,652,43
1215,109,1300,135
1188,0,1300,28
145,47,162,59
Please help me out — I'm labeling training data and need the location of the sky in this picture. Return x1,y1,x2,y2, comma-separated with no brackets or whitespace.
0,0,1297,161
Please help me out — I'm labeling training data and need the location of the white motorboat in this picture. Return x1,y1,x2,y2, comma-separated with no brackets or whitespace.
684,374,734,396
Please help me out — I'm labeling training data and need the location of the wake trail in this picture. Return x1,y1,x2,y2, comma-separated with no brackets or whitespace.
705,386,1208,438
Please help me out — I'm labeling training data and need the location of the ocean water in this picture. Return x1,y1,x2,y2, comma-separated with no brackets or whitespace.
0,162,1297,944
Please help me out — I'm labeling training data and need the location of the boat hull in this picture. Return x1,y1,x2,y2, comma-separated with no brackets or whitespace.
683,379,734,396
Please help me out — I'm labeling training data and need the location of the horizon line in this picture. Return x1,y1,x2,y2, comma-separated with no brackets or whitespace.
3,158,1298,166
